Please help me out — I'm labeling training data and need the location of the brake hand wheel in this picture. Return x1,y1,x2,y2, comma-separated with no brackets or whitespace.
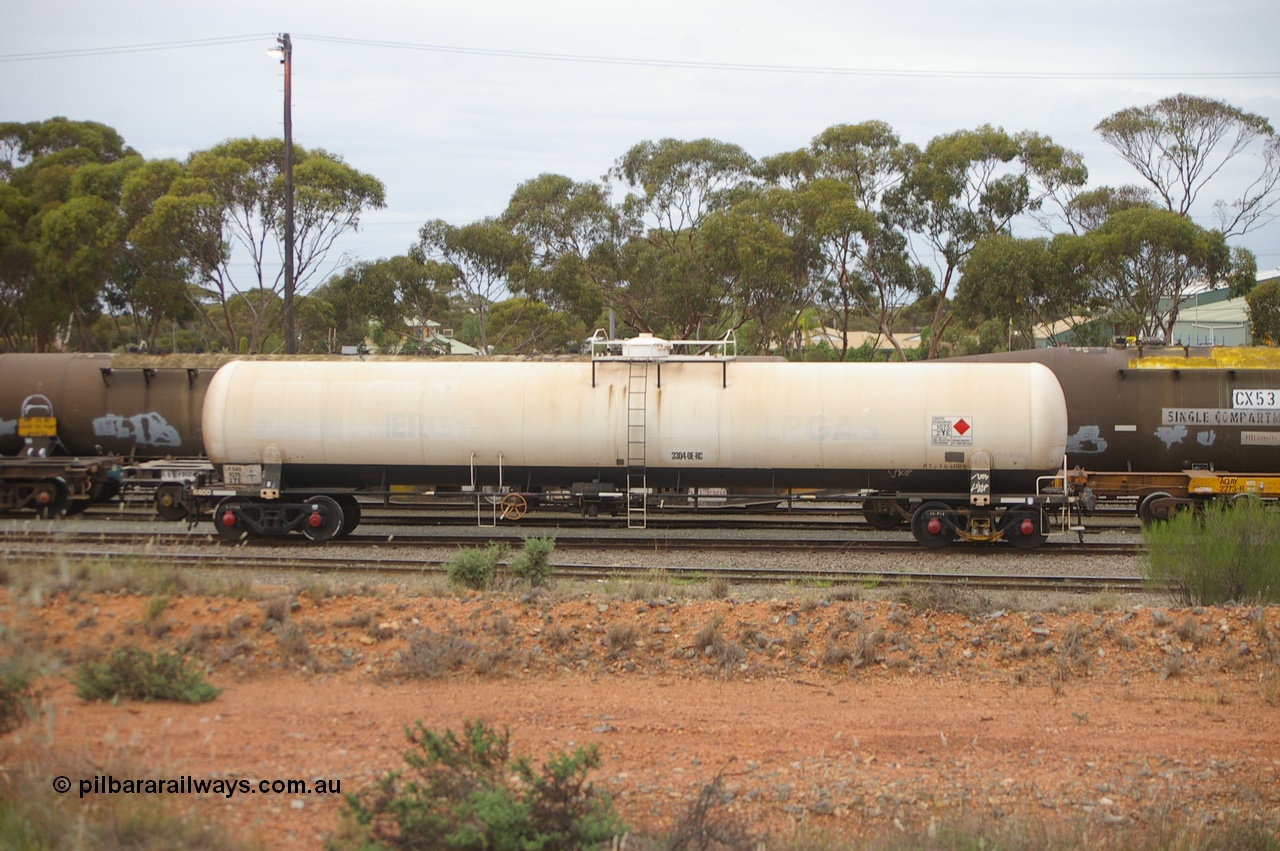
500,493,529,521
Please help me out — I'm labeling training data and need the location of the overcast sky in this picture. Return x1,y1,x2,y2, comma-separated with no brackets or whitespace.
4,0,1280,285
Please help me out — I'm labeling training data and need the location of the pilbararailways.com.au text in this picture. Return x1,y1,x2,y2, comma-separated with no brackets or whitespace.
53,774,342,800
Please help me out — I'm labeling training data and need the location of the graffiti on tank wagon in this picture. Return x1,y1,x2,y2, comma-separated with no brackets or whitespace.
93,412,181,447
1066,425,1108,454
1155,424,1188,448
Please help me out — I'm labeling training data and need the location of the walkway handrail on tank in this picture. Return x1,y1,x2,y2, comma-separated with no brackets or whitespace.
587,329,738,361
588,330,738,388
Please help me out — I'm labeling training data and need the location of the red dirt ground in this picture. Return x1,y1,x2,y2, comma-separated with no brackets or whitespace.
5,584,1280,847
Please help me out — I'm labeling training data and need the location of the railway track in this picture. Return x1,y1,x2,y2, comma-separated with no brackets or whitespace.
0,521,1149,595
0,540,1148,594
87,503,1144,533
0,528,1144,557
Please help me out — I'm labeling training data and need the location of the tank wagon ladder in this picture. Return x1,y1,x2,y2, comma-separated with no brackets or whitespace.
471,451,506,528
626,361,648,529
588,329,738,528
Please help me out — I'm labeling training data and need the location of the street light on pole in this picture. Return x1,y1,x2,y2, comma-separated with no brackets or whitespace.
268,33,296,354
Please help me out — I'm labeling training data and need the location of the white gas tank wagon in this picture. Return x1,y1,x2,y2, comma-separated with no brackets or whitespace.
197,337,1071,548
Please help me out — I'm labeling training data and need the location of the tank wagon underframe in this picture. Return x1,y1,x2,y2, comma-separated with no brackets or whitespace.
1071,468,1280,525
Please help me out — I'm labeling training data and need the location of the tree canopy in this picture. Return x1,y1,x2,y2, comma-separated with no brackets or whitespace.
2,97,1272,357
1096,94,1280,237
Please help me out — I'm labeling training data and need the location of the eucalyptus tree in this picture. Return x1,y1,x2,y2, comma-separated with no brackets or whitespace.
412,218,530,353
954,233,1096,351
763,122,929,360
312,255,456,351
1067,207,1244,342
502,173,621,330
1096,94,1280,237
0,118,137,350
0,183,36,349
103,158,199,350
702,185,824,356
486,297,588,355
1246,279,1280,346
31,189,122,350
886,125,1087,357
608,138,759,338
139,138,385,353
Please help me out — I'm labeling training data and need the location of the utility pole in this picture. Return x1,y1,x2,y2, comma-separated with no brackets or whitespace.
275,33,296,354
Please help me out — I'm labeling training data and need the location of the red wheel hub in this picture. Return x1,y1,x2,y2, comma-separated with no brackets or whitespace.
308,511,323,528
221,510,237,527
927,517,942,535
1019,518,1036,536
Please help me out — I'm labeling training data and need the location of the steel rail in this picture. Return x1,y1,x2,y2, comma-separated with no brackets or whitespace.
0,542,1150,594
0,529,1145,557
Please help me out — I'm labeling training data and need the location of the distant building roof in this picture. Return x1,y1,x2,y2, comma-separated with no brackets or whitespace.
802,327,922,351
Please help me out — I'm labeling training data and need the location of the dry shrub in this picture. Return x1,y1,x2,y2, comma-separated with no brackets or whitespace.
606,624,636,657
706,576,731,599
399,628,476,679
262,596,292,626
544,626,574,651
276,622,314,667
821,641,853,668
692,618,744,677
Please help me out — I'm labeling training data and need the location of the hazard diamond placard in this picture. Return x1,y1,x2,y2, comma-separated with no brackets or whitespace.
931,415,973,446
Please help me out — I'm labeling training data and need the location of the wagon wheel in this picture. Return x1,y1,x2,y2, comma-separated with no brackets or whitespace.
213,497,251,543
333,494,363,538
33,478,69,519
1137,491,1179,526
500,492,529,521
155,483,189,521
301,495,345,543
1003,507,1048,550
910,501,957,549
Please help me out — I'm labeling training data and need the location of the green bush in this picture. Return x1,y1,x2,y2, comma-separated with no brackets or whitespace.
334,719,624,850
445,543,509,591
0,661,37,735
509,537,556,587
73,647,222,704
1143,497,1280,605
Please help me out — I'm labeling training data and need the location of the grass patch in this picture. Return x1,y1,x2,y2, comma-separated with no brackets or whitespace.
0,756,260,851
0,656,41,735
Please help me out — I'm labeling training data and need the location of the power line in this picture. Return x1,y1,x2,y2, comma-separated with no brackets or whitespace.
295,33,1280,81
0,35,270,62
2,32,1277,81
